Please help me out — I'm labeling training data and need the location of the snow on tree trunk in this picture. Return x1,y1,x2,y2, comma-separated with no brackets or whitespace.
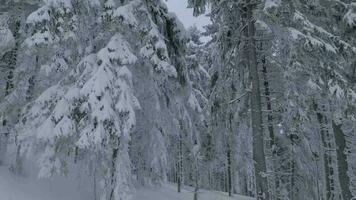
241,1,269,199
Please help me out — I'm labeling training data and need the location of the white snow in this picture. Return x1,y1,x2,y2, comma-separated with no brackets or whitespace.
0,165,92,200
97,34,137,66
0,27,15,57
264,0,281,12
288,27,337,54
0,166,255,200
26,6,50,24
188,93,202,112
134,184,255,200
329,83,345,98
24,31,55,47
344,3,356,27
293,11,333,38
44,0,72,9
113,0,140,26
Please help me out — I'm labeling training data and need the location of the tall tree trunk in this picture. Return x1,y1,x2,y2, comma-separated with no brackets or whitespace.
194,154,199,200
289,136,296,200
333,122,352,200
177,122,183,193
315,102,342,200
227,145,232,197
227,112,233,197
259,36,278,199
110,145,118,200
0,120,9,165
4,19,20,96
241,2,269,199
1,19,20,166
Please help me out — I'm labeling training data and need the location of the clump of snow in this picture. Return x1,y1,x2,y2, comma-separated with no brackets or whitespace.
0,14,15,57
88,0,100,7
264,0,281,12
188,93,202,112
256,20,272,33
140,24,178,78
0,27,15,57
329,83,345,98
306,79,321,91
105,0,116,8
293,11,333,37
24,31,55,47
44,0,72,9
26,6,50,24
348,89,356,103
114,0,140,26
40,56,68,76
97,34,137,66
288,28,337,54
344,3,356,27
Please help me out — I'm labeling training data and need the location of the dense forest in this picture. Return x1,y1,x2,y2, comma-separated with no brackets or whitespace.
0,0,356,200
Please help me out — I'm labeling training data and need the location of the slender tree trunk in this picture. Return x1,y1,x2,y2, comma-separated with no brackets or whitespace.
93,162,98,200
194,156,199,200
333,122,352,200
110,146,118,200
0,123,9,165
315,102,342,200
242,2,269,199
227,113,233,197
227,146,232,197
1,19,20,167
4,20,20,96
289,137,296,200
259,37,278,200
14,141,23,174
177,130,183,193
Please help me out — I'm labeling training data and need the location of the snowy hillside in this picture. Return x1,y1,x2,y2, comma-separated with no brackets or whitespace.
0,166,254,200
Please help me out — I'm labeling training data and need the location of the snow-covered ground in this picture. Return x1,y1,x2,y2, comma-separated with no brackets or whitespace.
0,166,254,200
134,184,255,200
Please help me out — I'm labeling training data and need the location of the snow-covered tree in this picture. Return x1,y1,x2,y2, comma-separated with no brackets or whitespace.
10,0,193,199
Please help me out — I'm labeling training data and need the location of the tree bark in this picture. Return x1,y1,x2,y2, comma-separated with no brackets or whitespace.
0,128,9,165
314,102,343,200
177,121,183,193
227,146,232,197
333,122,352,200
242,2,269,199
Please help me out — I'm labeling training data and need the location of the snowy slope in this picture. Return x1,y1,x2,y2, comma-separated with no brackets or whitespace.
0,166,254,200
134,184,255,200
0,166,92,200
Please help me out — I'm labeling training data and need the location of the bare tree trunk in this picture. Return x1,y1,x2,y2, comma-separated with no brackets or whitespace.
1,19,20,167
14,141,23,175
241,1,269,199
0,121,9,165
4,19,20,96
194,155,199,200
177,125,183,193
259,35,278,200
315,102,342,200
333,122,352,200
227,146,232,197
109,146,118,200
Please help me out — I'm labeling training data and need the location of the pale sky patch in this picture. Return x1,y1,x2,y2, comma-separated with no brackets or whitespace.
164,0,211,31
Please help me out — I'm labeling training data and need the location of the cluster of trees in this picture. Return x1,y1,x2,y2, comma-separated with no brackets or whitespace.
186,0,356,199
0,0,355,200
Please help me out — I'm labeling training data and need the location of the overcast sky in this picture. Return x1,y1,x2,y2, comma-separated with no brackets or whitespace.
164,0,210,31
